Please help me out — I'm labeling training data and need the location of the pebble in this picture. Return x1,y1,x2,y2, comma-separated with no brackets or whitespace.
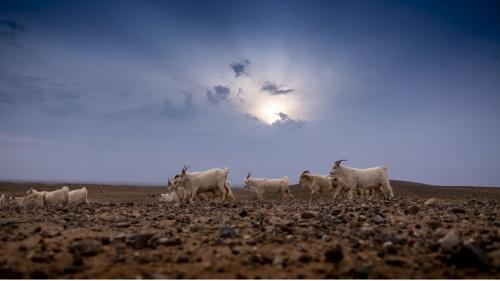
438,231,460,251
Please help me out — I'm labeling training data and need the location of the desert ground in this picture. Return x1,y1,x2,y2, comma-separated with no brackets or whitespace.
0,180,499,279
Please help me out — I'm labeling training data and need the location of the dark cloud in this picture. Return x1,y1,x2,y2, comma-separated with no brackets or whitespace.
272,112,304,131
105,92,195,121
230,59,250,78
0,20,25,45
207,85,230,105
40,92,85,117
261,81,294,95
0,74,85,116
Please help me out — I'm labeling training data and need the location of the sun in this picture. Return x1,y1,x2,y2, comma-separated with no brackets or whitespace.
259,101,288,124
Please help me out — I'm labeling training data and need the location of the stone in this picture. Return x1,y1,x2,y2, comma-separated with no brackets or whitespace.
407,205,420,215
450,242,490,269
127,233,154,248
68,240,101,256
325,245,343,263
239,209,248,217
301,212,315,219
439,231,460,251
373,214,386,224
451,207,465,214
220,226,238,239
158,237,182,246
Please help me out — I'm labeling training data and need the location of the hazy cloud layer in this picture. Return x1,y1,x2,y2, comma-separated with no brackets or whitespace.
105,92,195,121
261,81,294,95
0,19,25,45
0,75,85,116
207,85,231,105
230,59,250,78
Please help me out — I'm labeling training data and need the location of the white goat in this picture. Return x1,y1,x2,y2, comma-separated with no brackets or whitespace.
42,186,69,205
159,192,179,203
173,165,231,202
24,189,47,206
330,160,394,200
299,170,335,201
68,187,89,204
244,173,294,200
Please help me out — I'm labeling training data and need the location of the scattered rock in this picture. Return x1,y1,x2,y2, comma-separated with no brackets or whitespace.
450,242,490,268
220,226,238,239
298,254,313,263
68,240,101,256
158,237,181,246
325,245,343,263
29,251,54,263
373,214,386,224
239,209,248,217
450,207,465,214
438,231,460,251
127,233,154,248
407,205,420,215
301,212,315,219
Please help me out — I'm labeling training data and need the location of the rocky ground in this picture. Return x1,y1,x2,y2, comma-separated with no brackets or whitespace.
0,182,499,278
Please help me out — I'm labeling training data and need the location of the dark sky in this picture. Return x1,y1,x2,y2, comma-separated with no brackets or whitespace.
0,0,499,186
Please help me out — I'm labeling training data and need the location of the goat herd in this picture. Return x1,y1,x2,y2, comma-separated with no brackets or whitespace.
0,160,394,207
160,160,394,203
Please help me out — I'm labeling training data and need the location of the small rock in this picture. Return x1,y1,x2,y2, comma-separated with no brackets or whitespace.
382,241,397,254
220,226,238,239
427,220,442,229
158,237,182,246
439,231,460,251
451,207,465,214
386,256,406,267
301,212,315,219
354,263,372,278
450,242,490,268
176,256,190,263
115,222,130,228
373,214,386,224
407,205,420,215
360,226,375,236
127,233,154,248
424,198,437,207
29,251,54,263
68,240,101,256
325,245,343,263
298,254,312,263
239,209,248,217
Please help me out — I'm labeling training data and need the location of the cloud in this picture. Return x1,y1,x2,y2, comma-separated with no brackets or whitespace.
0,75,48,104
272,112,304,131
105,92,195,121
261,81,294,95
0,134,62,146
0,74,85,116
207,85,230,105
0,19,25,45
230,59,250,78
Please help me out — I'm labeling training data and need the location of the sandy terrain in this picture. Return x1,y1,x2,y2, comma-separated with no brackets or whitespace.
0,180,499,278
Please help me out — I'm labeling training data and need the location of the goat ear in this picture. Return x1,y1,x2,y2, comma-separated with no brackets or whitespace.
246,172,251,179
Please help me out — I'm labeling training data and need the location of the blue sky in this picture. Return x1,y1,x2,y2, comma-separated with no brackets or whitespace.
0,0,499,186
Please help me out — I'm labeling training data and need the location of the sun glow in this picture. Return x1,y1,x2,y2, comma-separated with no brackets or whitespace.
258,100,289,125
